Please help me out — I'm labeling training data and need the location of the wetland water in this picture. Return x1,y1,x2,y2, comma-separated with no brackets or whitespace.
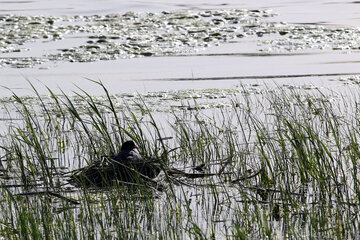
0,0,360,239
0,0,359,95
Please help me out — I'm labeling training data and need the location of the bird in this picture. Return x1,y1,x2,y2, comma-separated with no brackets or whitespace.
69,140,162,187
111,140,143,162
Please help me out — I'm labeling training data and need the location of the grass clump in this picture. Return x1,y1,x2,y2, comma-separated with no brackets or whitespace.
0,81,358,239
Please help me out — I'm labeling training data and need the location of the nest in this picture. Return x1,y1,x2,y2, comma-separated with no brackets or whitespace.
69,157,162,187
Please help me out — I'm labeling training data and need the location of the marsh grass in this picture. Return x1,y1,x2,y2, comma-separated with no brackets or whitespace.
0,81,358,239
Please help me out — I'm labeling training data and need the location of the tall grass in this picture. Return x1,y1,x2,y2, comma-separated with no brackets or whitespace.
0,81,358,239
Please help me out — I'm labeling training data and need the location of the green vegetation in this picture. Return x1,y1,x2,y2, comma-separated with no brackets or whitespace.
0,81,358,239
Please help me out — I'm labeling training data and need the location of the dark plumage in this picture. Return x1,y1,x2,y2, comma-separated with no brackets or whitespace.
112,140,143,162
69,141,161,187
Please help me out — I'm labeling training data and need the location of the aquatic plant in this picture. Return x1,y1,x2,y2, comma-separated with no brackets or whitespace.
0,81,358,239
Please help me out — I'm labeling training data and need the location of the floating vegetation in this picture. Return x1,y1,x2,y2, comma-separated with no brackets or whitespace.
333,74,360,85
0,57,46,68
0,82,323,118
261,23,360,52
1,9,360,68
1,9,359,68
0,9,276,68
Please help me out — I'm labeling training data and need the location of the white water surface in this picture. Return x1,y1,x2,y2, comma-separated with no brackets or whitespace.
0,0,359,96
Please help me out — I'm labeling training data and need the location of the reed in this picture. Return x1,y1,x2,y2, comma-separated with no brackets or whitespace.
0,81,358,239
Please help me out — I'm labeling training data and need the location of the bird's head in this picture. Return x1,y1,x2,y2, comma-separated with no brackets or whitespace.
121,140,138,151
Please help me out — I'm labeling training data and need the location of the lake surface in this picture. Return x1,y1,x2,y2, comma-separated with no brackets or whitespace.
0,0,359,96
0,2,360,239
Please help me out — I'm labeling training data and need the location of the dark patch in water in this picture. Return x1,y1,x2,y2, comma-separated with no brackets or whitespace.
175,2,229,7
293,21,329,25
0,1,33,3
321,60,360,64
157,72,360,81
176,52,321,57
0,8,71,12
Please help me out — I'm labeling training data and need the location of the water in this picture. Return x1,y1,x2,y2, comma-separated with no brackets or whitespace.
0,0,359,96
0,2,360,238
2,0,359,27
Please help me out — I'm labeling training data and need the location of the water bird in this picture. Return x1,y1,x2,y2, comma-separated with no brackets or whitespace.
69,140,162,187
112,140,143,162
